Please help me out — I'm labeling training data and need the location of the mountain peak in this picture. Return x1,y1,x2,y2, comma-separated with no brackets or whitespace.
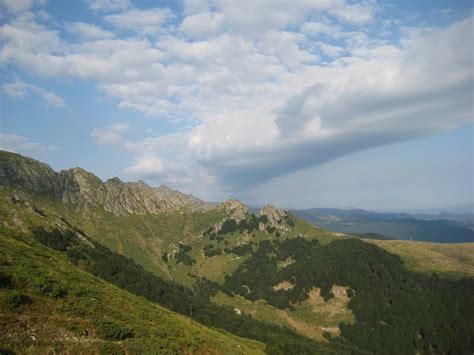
218,199,248,221
105,177,123,184
258,205,290,231
0,150,57,195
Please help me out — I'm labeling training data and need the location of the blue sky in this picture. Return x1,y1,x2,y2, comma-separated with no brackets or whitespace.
0,0,472,210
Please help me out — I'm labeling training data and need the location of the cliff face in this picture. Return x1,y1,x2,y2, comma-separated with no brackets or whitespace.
0,150,211,215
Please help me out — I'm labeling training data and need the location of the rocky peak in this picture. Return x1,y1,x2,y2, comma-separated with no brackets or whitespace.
57,167,103,204
218,199,249,222
259,205,288,219
105,177,123,185
154,185,213,213
258,205,290,232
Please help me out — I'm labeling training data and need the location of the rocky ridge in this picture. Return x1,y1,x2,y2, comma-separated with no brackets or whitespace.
0,150,211,216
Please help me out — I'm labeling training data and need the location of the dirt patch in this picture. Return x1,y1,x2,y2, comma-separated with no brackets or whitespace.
273,280,295,291
277,256,295,270
304,285,355,335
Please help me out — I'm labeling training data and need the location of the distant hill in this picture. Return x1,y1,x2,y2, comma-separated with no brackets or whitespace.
291,208,474,243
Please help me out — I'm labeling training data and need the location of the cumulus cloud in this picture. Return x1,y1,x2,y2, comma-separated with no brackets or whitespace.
0,1,472,193
105,8,173,35
180,0,376,37
0,133,58,153
2,80,66,108
301,21,342,37
180,11,224,39
90,123,129,146
124,155,165,176
86,0,131,12
68,22,114,40
0,0,46,13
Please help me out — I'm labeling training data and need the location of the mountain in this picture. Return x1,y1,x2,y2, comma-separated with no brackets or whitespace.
1,150,473,354
398,202,474,215
0,150,211,216
291,207,474,243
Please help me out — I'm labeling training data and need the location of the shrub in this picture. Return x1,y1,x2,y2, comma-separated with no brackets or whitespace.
93,318,134,340
8,291,32,308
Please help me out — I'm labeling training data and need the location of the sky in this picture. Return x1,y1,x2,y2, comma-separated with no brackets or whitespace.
0,0,472,210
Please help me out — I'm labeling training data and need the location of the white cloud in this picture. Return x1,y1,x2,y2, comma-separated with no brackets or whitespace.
1,2,472,194
39,91,64,107
105,8,173,35
0,0,46,13
2,79,65,107
86,0,131,12
189,16,474,185
301,21,342,37
68,22,113,40
90,123,129,146
317,42,344,57
180,11,224,39
124,155,165,176
0,133,58,153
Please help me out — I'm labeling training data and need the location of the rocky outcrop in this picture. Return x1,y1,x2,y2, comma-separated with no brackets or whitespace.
218,199,249,222
258,205,291,232
0,150,212,216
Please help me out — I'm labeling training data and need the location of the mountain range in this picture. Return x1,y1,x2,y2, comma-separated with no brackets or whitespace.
0,150,473,354
291,208,474,243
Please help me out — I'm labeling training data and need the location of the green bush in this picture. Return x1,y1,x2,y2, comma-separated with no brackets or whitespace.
93,318,134,340
8,290,32,308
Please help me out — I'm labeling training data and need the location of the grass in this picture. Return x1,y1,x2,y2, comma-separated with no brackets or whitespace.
0,231,265,354
368,239,474,278
212,284,356,343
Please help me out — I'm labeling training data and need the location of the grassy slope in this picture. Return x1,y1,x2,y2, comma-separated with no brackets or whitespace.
0,232,264,354
368,239,474,278
0,187,264,354
41,196,227,281
2,186,473,347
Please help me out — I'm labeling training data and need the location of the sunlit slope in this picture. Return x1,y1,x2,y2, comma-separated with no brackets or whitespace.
0,231,264,354
368,239,474,278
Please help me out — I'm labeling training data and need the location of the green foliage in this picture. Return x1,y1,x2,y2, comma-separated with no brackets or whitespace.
231,244,253,256
7,290,32,308
203,244,223,257
219,219,238,234
0,273,13,289
266,226,276,234
92,318,134,340
222,237,474,354
175,243,196,266
212,213,287,238
33,227,75,251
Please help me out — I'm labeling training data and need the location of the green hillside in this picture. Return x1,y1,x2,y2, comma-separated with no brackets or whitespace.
0,231,264,354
